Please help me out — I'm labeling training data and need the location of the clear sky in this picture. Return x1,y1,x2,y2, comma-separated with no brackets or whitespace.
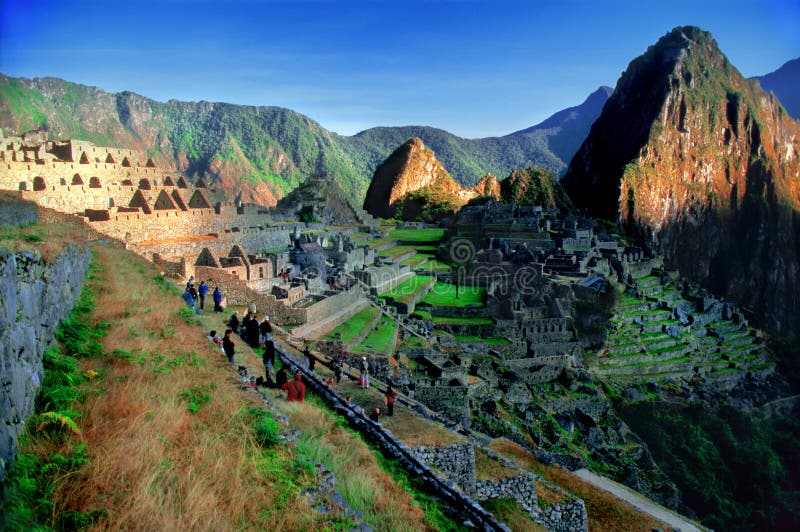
0,0,797,137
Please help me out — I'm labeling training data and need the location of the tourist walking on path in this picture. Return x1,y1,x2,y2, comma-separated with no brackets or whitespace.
222,329,236,364
213,286,223,313
182,287,196,313
198,281,208,310
384,386,398,416
359,356,369,389
259,315,273,344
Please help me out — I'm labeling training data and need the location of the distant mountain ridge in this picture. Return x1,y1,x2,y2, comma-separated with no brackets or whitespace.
0,73,610,205
754,57,800,119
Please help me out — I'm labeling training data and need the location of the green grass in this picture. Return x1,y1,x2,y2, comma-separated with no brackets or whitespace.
454,335,511,346
432,316,494,326
377,245,420,259
387,228,445,243
354,316,396,353
400,254,430,267
325,306,380,344
379,275,434,305
419,282,486,307
366,237,395,249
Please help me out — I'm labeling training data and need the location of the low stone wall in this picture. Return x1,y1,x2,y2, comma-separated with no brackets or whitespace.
0,243,92,481
305,288,362,326
413,442,476,495
414,384,471,427
274,344,512,531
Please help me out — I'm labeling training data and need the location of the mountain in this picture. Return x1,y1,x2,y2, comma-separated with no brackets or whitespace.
0,73,609,205
500,167,572,210
755,58,800,119
362,137,468,220
562,26,800,338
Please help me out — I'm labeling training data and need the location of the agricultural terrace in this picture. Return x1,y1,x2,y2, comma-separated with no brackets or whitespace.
419,282,486,307
380,275,434,305
387,228,445,243
324,306,380,344
378,245,434,260
354,315,397,354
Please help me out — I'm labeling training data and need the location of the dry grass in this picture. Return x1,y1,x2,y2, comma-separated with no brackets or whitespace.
474,447,520,481
29,241,430,530
335,379,462,447
488,439,668,531
0,221,91,261
481,498,548,532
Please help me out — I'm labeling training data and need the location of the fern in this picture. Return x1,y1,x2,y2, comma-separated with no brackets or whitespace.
36,411,81,435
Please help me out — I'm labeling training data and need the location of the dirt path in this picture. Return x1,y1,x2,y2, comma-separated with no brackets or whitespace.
573,469,703,531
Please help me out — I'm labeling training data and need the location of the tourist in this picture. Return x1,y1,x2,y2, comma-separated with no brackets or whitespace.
384,386,398,416
276,367,289,389
207,329,222,347
259,315,273,344
229,312,240,334
186,275,195,291
359,356,369,389
263,339,276,374
182,287,196,313
245,313,260,347
213,286,223,313
222,329,235,364
333,360,343,384
198,281,208,311
281,372,306,402
304,344,315,371
189,282,198,303
369,407,381,422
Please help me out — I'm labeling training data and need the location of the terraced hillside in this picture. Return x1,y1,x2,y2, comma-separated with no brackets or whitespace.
595,272,773,386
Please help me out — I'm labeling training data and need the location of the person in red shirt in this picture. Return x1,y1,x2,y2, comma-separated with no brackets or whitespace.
384,386,398,416
281,372,306,402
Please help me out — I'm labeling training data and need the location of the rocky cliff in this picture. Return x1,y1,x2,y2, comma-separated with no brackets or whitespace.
0,239,91,480
562,26,800,338
472,173,502,198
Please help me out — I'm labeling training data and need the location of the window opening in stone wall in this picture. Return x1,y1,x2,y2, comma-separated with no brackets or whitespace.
89,177,101,188
72,173,84,185
105,153,115,164
121,157,131,167
33,176,46,191
259,267,264,278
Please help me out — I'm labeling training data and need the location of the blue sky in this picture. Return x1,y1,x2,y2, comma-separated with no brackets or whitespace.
1,0,798,137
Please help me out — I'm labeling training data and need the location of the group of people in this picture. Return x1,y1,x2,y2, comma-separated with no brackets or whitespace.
182,275,224,314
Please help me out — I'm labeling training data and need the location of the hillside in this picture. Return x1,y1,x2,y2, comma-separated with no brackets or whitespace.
0,73,608,206
562,25,800,338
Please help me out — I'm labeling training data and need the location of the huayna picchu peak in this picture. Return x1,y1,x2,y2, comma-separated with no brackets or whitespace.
562,25,800,339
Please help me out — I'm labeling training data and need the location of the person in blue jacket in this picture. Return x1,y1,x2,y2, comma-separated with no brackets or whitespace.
213,286,223,313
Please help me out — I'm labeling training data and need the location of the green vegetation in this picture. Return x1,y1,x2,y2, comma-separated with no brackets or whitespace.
325,306,380,344
500,167,572,209
617,401,800,530
387,228,445,243
454,335,510,346
354,316,396,354
379,275,434,305
432,316,493,326
419,282,486,307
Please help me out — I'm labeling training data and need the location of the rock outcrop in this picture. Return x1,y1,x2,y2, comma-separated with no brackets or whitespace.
472,173,501,199
562,26,800,338
363,138,480,220
0,243,91,481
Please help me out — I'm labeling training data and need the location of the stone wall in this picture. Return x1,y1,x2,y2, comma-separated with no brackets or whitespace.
413,442,476,495
273,344,512,531
414,384,471,427
194,265,307,325
0,193,38,226
0,243,92,481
